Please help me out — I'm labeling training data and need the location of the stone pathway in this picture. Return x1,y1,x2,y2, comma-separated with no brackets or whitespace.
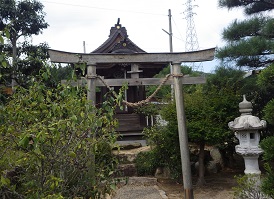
112,177,168,199
113,185,167,199
111,145,238,199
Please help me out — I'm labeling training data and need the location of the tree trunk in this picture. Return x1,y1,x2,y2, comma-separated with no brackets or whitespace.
11,35,17,92
197,141,206,186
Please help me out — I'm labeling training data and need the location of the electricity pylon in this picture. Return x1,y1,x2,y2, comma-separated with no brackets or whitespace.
184,0,203,72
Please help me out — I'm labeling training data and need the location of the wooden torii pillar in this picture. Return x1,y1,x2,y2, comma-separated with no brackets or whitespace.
49,47,215,199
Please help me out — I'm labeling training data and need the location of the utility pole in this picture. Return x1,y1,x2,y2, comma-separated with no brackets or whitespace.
168,9,173,53
83,41,86,53
162,9,173,53
162,9,174,98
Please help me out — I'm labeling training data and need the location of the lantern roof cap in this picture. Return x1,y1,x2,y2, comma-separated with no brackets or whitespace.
228,95,267,131
239,95,252,115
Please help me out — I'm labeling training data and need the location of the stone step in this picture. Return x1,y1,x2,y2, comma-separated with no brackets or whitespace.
116,163,137,177
113,146,151,164
116,140,147,149
114,146,152,177
111,177,167,199
117,132,144,140
124,177,158,186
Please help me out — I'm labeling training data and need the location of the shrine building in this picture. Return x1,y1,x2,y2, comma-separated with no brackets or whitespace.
86,20,169,144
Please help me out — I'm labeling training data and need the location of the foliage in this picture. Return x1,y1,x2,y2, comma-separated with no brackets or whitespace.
134,103,160,117
260,137,274,198
1,40,50,87
257,64,274,119
0,27,10,104
257,63,274,90
0,0,49,87
193,67,244,160
0,69,124,198
260,137,274,162
257,64,274,198
263,99,274,125
143,124,183,180
184,89,229,145
233,174,269,199
261,163,274,198
0,27,9,65
143,67,246,184
45,64,74,88
0,0,48,37
218,0,274,15
145,65,198,100
134,151,158,176
217,1,274,68
253,63,274,132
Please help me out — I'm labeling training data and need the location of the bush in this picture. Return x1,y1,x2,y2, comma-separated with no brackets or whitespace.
233,175,269,199
263,99,274,125
135,151,157,176
0,71,123,198
143,123,183,181
260,136,274,198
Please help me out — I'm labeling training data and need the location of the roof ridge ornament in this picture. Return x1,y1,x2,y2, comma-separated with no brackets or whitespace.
116,18,121,30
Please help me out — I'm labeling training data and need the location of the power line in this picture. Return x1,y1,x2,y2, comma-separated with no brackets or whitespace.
171,16,185,43
41,1,166,16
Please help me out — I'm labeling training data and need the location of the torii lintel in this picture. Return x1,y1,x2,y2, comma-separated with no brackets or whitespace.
48,48,215,65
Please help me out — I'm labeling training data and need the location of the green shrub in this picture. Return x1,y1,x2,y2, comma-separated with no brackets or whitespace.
233,174,268,199
143,124,183,180
260,137,274,198
135,151,158,176
0,70,124,198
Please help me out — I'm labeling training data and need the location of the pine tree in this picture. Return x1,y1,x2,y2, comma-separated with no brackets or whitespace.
219,0,274,14
216,0,274,68
218,2,274,198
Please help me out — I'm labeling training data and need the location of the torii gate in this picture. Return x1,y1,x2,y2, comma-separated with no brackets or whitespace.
49,47,215,199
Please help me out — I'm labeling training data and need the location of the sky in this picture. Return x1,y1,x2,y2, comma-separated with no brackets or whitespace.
32,0,245,73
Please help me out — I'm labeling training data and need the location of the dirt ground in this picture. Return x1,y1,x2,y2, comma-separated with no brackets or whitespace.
157,169,240,199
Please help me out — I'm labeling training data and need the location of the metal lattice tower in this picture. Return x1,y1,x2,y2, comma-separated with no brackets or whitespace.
184,0,203,72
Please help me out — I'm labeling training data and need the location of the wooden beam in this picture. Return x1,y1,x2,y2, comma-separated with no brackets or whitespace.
48,48,215,64
130,64,141,78
61,76,206,87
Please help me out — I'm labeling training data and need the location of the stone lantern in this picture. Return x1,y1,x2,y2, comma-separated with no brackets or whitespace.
228,95,266,175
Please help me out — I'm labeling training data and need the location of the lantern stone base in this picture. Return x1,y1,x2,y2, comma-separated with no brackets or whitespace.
235,146,263,175
235,145,263,156
243,156,261,175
